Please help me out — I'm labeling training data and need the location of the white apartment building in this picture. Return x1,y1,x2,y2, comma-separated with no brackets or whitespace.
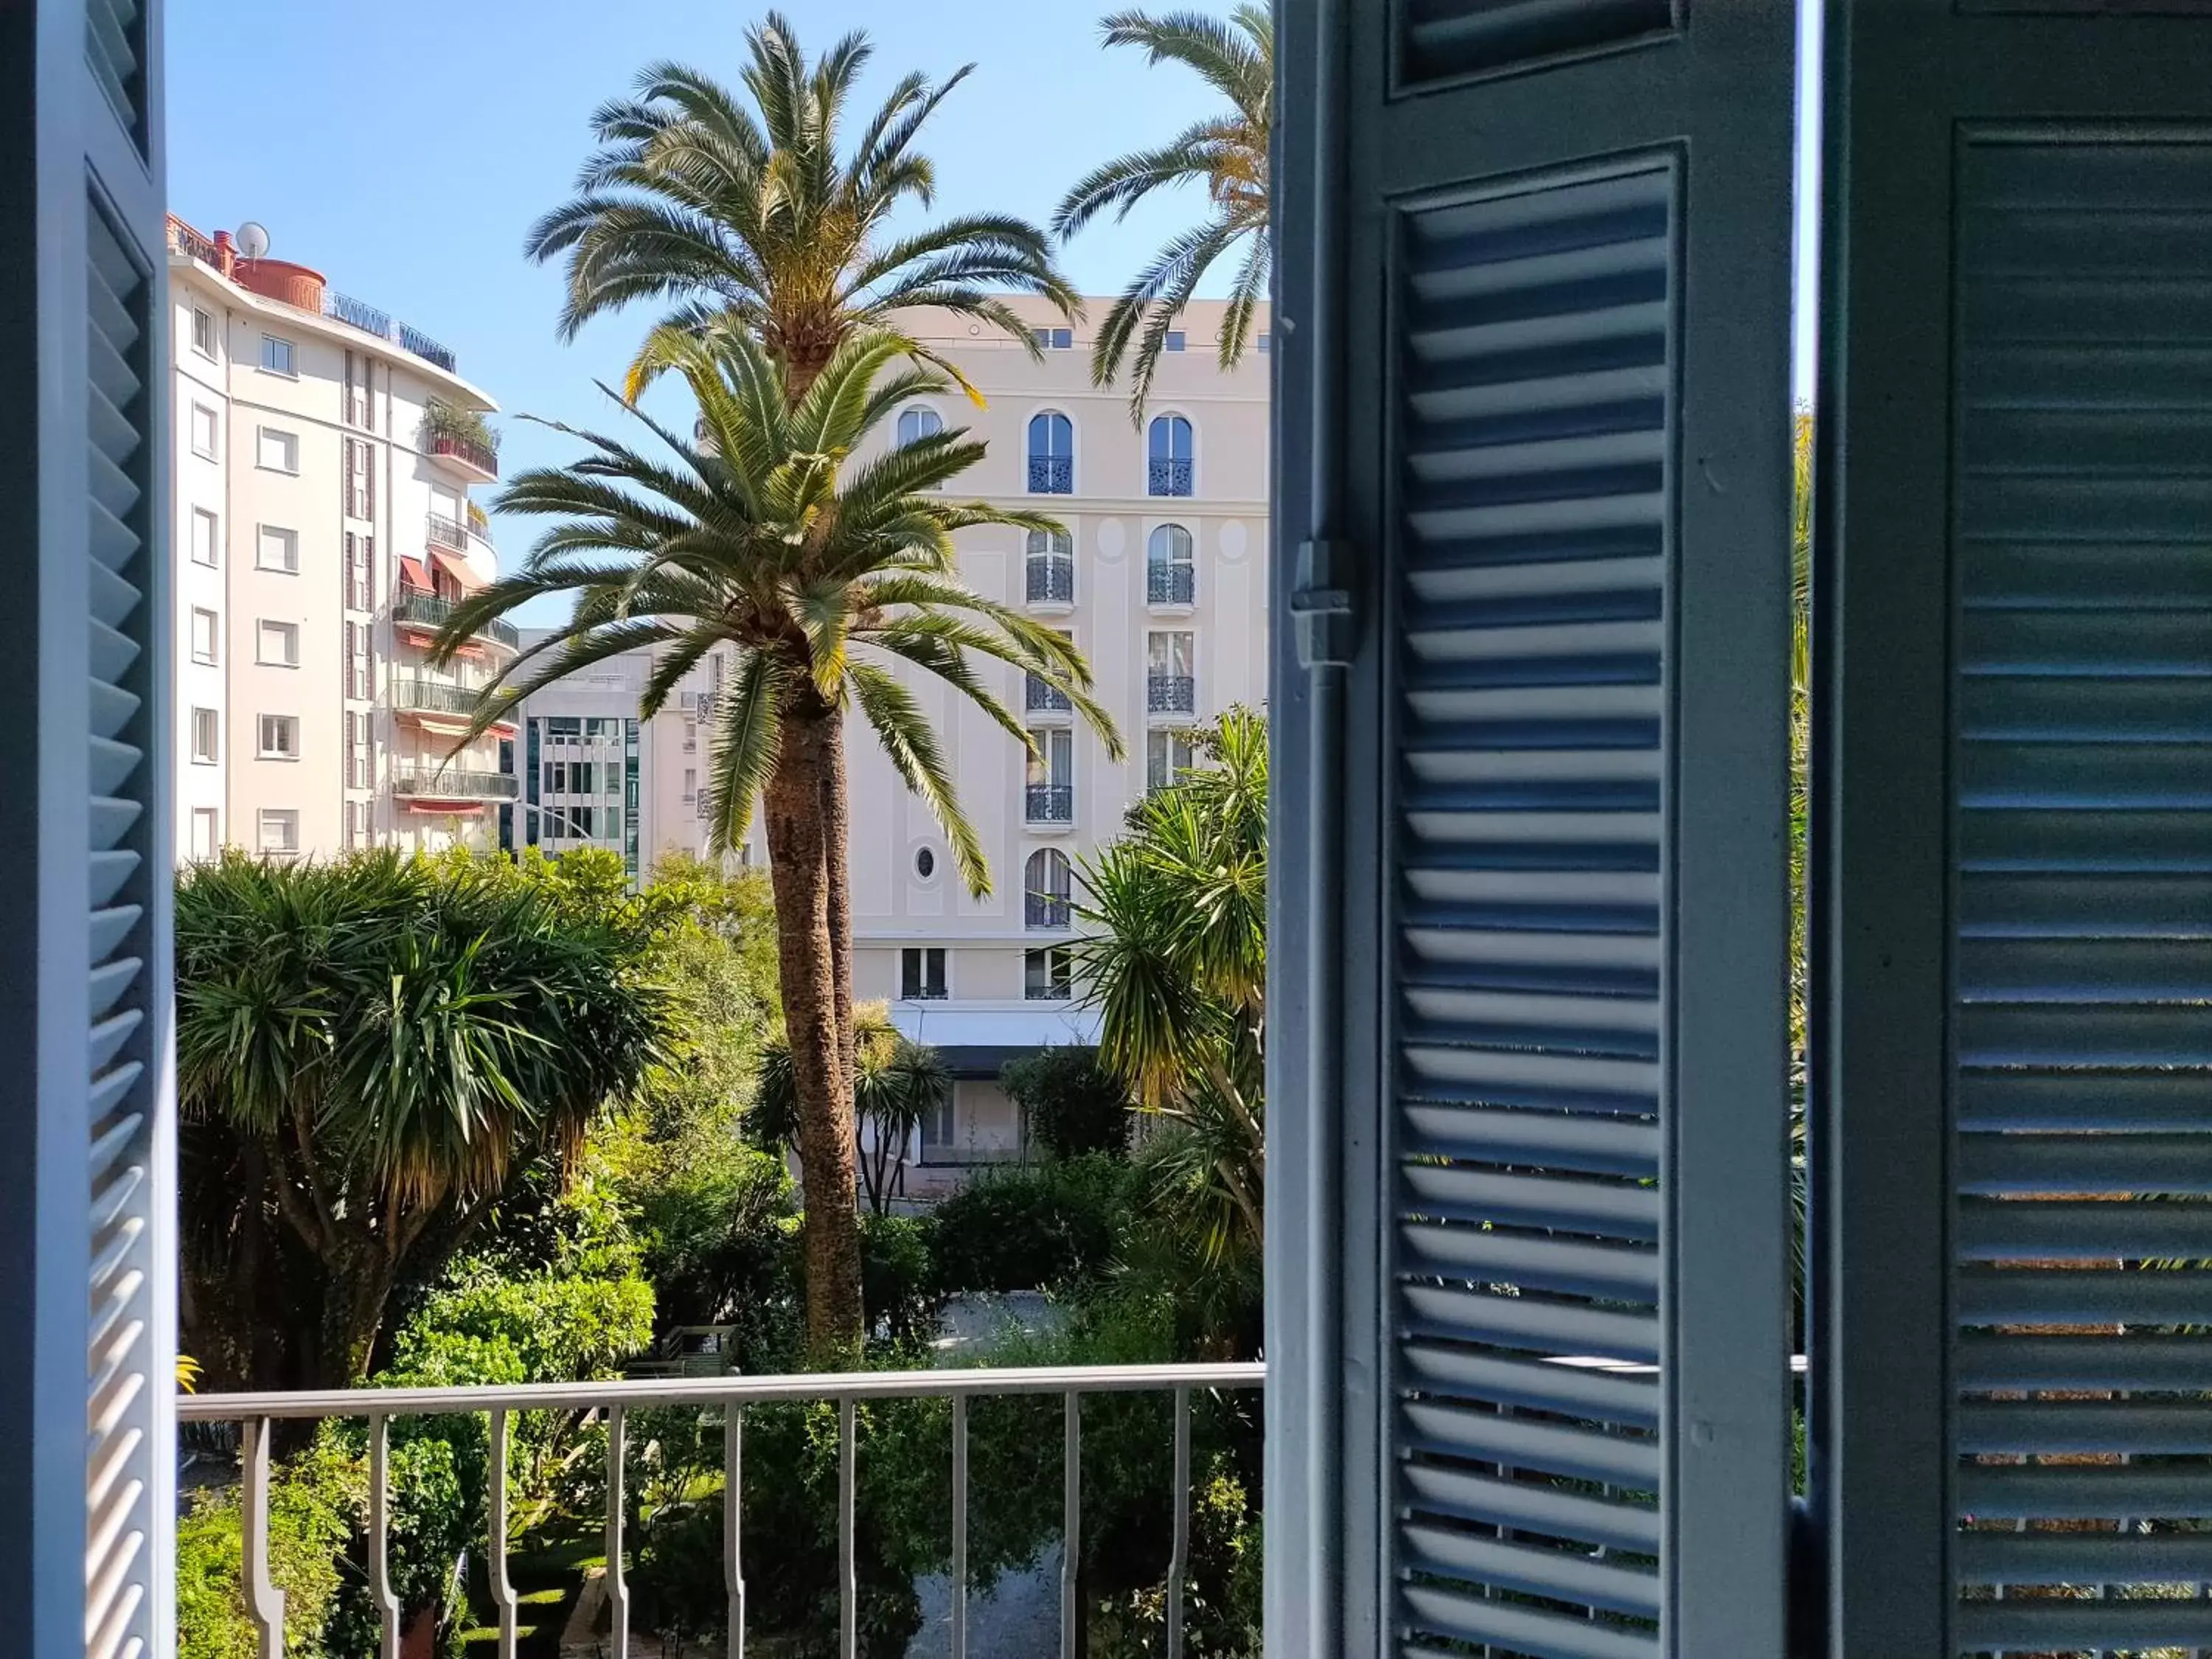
167,215,517,863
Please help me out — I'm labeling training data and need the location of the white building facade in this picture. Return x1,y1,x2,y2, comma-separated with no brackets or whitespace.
167,216,516,863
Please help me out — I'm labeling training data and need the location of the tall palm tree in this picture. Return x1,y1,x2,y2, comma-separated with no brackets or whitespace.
1053,6,1273,417
527,11,1080,403
435,330,1121,1358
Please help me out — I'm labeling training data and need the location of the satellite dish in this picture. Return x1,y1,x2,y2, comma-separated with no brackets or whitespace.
235,221,271,260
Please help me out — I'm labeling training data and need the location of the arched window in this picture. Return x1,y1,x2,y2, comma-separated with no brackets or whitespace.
1026,526,1075,605
1147,523,1195,606
1147,414,1194,497
1027,411,1074,494
896,406,942,448
1025,846,1073,929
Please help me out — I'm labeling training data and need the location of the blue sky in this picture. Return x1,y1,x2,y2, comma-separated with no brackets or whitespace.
167,0,1820,619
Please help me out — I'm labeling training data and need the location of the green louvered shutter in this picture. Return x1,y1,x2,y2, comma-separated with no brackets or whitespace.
1269,4,1799,1653
0,3,173,1657
1819,7,2212,1655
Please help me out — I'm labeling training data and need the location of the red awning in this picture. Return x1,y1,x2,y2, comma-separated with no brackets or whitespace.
431,547,487,594
398,554,431,591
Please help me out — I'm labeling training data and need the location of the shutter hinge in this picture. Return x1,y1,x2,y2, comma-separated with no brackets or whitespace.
1292,539,1358,670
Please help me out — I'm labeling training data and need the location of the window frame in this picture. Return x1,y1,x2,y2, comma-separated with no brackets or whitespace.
257,713,300,760
257,809,302,856
189,401,220,460
255,523,299,574
1024,945,1075,1001
190,807,221,860
1147,412,1197,498
189,706,220,766
899,946,950,1001
189,606,219,666
1147,522,1197,608
894,404,944,448
189,505,219,567
255,424,299,475
1026,410,1076,495
257,333,296,377
191,305,217,360
257,619,300,668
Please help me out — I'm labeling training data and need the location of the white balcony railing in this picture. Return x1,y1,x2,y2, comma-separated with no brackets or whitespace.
181,1360,1264,1659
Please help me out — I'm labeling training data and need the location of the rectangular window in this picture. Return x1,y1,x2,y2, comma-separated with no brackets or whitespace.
259,334,296,375
191,306,217,359
344,800,365,849
257,425,299,473
1165,330,1187,352
1256,331,1271,354
1032,326,1075,351
345,711,370,788
258,810,299,855
682,767,698,800
190,507,219,567
344,437,374,518
344,532,373,609
190,807,220,860
900,947,949,1001
344,623,371,700
1147,728,1198,793
257,619,299,667
190,607,219,665
190,403,219,459
1147,630,1197,715
257,524,299,573
1027,726,1074,788
342,350,375,430
1026,947,1074,1001
190,706,219,765
258,714,299,759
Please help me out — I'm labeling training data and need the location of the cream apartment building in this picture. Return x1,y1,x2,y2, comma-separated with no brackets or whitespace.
167,216,516,863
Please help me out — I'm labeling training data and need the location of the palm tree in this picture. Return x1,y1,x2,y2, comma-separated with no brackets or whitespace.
1053,6,1272,417
757,1012,953,1217
527,11,1079,404
175,850,669,1394
1072,708,1267,1274
435,330,1121,1359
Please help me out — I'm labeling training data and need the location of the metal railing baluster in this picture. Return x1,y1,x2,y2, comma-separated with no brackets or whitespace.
607,1405,631,1655
952,1394,970,1659
1167,1386,1191,1659
1062,1392,1082,1659
241,1416,285,1659
368,1413,400,1659
489,1408,518,1659
841,1397,858,1659
726,1405,746,1659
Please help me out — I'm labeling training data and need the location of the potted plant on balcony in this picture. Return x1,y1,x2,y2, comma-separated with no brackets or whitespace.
420,398,501,474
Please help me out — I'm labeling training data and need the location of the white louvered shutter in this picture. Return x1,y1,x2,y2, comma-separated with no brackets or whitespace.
1820,8,2212,1654
0,3,173,1657
1269,4,1799,1654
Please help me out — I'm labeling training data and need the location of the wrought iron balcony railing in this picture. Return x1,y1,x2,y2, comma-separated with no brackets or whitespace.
1148,564,1196,606
178,1362,1265,1659
391,678,498,720
1026,783,1074,824
425,511,469,553
1147,457,1193,498
1027,673,1074,714
428,433,498,479
1028,456,1074,495
392,588,520,650
1147,672,1197,714
1027,556,1075,605
1026,892,1073,929
392,765,519,801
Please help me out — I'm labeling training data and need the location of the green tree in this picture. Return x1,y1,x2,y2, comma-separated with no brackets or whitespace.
527,10,1077,405
1054,6,1273,414
1001,1044,1133,1161
1073,708,1267,1325
175,849,669,1392
756,1008,953,1217
439,330,1121,1360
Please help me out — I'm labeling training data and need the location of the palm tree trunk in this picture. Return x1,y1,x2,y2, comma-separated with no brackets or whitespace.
821,712,858,1119
763,698,867,1363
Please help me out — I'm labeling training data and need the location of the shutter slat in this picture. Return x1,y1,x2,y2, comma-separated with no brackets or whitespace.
1958,1069,2212,1129
1403,1102,1660,1176
1955,1597,2212,1652
1958,1399,2212,1456
1960,1463,2212,1520
1957,1332,2212,1389
1403,1524,1660,1618
1402,1221,1658,1301
1402,1462,1660,1553
1957,1528,2212,1582
1401,1342,1659,1427
1958,1197,2212,1259
1405,1284,1658,1365
1959,1265,2212,1324
1958,1131,2212,1192
1401,1585,1658,1659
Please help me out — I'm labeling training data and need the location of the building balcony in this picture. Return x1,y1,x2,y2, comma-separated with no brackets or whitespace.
1148,564,1196,608
1027,456,1074,495
1147,673,1197,715
427,433,498,484
178,1362,1264,1659
392,763,519,804
1026,892,1073,929
1026,673,1074,715
1147,457,1193,498
392,587,519,652
1025,784,1074,825
392,676,512,732
1026,557,1075,607
425,512,470,554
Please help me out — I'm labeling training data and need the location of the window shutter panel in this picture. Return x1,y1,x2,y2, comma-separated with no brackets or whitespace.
1820,10,2212,1655
0,3,173,1657
1270,4,1798,1654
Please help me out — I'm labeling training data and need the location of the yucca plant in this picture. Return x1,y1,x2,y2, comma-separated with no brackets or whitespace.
528,10,1079,404
1054,6,1273,416
434,328,1121,1358
757,1010,953,1218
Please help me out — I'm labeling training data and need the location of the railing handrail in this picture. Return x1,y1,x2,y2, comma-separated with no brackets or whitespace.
176,1360,1264,1422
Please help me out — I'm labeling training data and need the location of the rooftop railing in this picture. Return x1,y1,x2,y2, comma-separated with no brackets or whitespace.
178,1361,1265,1659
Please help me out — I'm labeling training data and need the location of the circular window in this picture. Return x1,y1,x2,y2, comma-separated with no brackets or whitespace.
914,846,936,880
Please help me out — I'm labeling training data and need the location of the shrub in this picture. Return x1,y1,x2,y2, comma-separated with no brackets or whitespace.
176,1444,359,1659
928,1155,1133,1294
860,1211,939,1349
1001,1046,1132,1161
